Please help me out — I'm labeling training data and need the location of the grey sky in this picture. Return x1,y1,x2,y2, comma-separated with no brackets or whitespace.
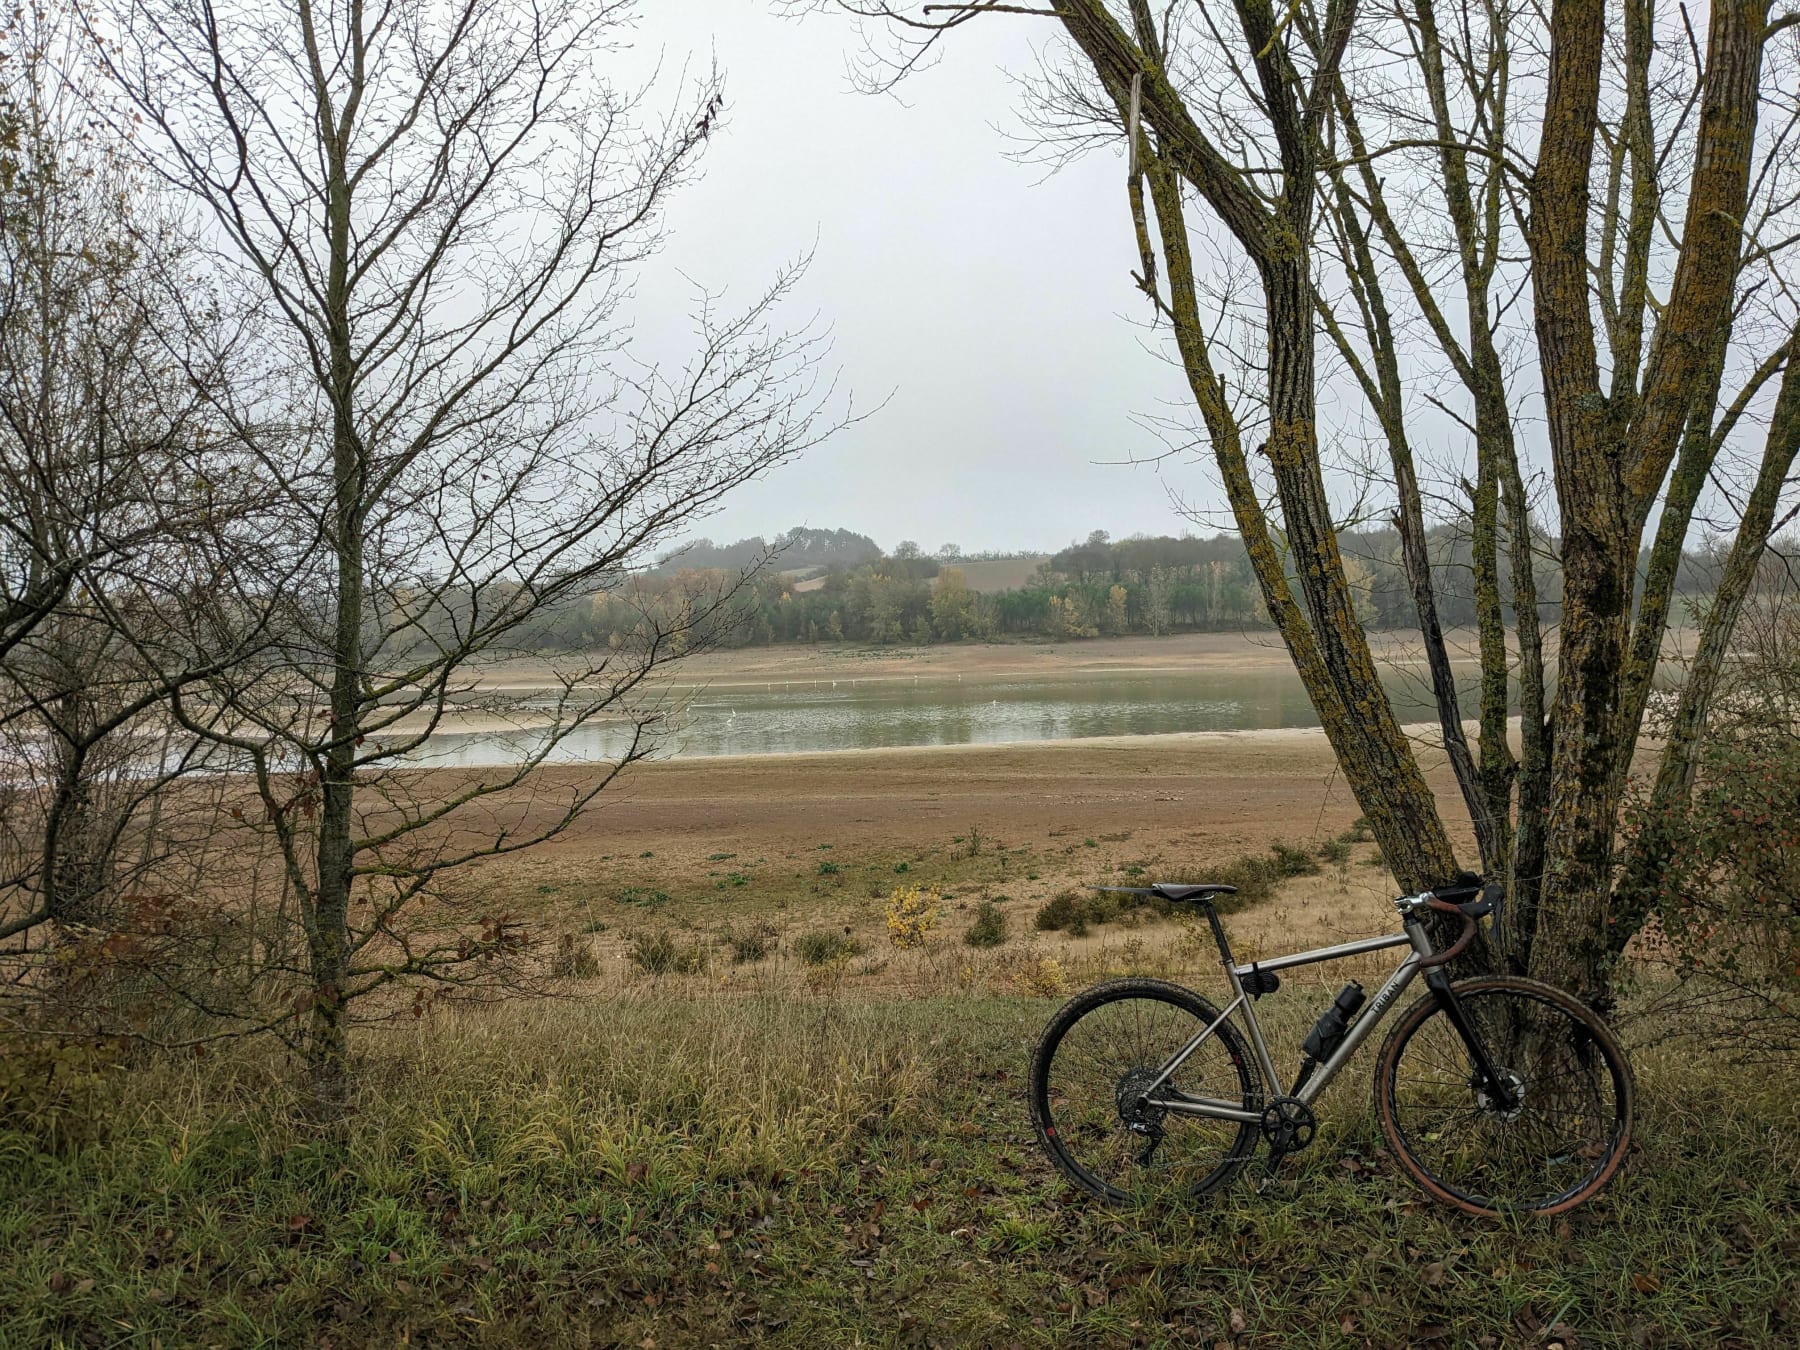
624,3,1211,556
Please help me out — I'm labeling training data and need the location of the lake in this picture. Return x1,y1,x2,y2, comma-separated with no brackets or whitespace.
403,662,1494,767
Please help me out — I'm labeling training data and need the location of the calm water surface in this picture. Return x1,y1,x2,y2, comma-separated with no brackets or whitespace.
404,664,1489,767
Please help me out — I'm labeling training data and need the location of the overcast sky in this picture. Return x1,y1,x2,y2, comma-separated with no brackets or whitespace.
622,3,1215,556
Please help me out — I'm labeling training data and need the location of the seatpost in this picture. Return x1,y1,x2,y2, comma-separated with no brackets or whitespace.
1201,897,1236,967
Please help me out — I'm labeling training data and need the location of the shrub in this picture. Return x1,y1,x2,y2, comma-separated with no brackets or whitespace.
1268,841,1320,878
817,861,840,876
0,1034,121,1152
550,933,600,979
794,928,864,967
1012,956,1067,998
1033,887,1171,935
1033,842,1327,937
1624,739,1800,1056
628,930,703,976
1034,891,1082,932
963,900,1008,948
884,885,940,949
1317,838,1352,867
725,924,776,964
1340,816,1374,843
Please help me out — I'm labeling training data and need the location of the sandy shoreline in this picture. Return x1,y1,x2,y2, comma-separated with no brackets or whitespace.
459,628,1487,695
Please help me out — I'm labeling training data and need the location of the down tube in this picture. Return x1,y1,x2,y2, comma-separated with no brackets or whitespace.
1295,954,1421,1106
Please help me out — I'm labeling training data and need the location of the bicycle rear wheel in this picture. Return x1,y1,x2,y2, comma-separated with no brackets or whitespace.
1029,978,1261,1204
1375,976,1633,1217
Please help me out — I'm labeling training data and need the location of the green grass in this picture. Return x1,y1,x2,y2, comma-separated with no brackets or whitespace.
2,996,1796,1348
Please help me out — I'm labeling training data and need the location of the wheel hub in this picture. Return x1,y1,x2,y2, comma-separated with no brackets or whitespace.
1474,1068,1527,1122
1115,1067,1169,1134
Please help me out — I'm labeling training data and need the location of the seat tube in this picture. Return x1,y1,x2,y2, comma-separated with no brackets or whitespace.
1214,909,1279,1091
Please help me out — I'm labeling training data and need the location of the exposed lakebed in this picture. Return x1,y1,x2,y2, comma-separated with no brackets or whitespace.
403,662,1498,766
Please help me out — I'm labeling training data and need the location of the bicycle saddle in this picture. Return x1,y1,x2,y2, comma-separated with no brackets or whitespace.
1151,882,1239,902
1088,883,1240,902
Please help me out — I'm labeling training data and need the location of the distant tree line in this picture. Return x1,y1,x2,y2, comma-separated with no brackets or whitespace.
510,525,1748,652
649,526,883,575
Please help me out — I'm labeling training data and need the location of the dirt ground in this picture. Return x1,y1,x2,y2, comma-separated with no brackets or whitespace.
434,727,1481,990
465,628,1485,694
483,729,1453,865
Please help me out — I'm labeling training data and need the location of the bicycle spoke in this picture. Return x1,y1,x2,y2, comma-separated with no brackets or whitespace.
1032,982,1258,1204
1382,981,1629,1214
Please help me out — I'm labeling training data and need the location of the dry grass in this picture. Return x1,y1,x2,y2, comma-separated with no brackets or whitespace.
2,985,1796,1348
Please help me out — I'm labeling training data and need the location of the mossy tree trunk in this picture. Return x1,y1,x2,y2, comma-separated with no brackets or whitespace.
1525,0,1768,1006
1057,0,1462,892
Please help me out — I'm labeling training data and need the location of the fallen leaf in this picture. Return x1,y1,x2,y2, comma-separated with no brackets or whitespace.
1422,1260,1448,1287
1228,1306,1247,1334
1631,1273,1662,1294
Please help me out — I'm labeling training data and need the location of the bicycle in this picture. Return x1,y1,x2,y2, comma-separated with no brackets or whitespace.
1028,876,1634,1217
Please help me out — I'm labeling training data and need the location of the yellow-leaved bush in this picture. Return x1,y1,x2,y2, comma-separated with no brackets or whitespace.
884,884,940,949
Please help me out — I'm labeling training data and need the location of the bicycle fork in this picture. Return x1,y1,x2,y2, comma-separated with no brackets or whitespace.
1423,968,1520,1111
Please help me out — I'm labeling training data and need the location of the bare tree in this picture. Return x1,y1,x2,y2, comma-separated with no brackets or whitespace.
85,0,841,1110
804,0,1799,1004
0,2,272,970
808,0,1466,897
1315,0,1800,983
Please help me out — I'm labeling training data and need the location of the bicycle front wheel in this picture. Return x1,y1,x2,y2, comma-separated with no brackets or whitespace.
1029,978,1261,1204
1375,976,1634,1217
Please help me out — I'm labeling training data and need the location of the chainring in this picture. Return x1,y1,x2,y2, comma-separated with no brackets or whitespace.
1259,1095,1318,1153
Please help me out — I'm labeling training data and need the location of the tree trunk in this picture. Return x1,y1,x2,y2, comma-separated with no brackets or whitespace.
1498,432,1551,975
1469,444,1514,874
1136,155,1459,891
307,88,362,1120
1614,327,1733,773
1524,0,1625,1008
1526,0,1766,1006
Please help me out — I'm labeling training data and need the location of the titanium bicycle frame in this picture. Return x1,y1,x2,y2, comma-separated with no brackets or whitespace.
1130,891,1507,1126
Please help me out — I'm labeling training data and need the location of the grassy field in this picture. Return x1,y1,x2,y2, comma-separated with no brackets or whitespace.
939,558,1050,593
4,761,1794,1348
2,986,1796,1350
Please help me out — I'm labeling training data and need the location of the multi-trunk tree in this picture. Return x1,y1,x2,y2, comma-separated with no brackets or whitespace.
812,0,1800,1006
0,2,277,971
